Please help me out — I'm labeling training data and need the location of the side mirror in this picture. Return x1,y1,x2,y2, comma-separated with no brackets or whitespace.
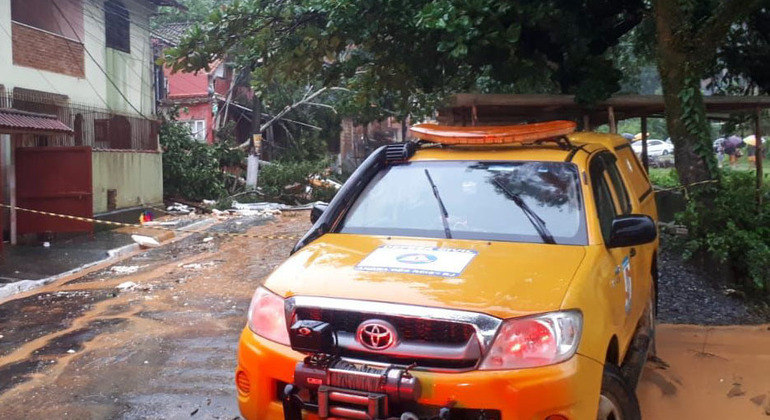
310,203,328,224
607,215,657,248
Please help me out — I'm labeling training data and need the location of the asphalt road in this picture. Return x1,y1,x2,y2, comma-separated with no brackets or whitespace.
0,211,768,419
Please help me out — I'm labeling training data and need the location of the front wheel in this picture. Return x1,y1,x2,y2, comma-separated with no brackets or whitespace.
597,364,641,420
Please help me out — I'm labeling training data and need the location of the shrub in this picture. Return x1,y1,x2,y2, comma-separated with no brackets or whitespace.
160,120,244,201
677,170,770,297
648,168,680,189
256,159,338,204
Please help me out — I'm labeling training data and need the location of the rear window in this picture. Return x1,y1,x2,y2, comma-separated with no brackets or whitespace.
338,161,587,245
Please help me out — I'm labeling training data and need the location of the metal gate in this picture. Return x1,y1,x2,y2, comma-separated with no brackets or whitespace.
15,146,93,235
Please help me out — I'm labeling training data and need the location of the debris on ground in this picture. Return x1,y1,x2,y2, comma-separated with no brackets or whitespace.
142,221,180,227
179,262,217,270
131,235,162,248
309,176,342,190
116,281,153,292
230,201,284,217
116,281,138,291
166,202,195,215
111,266,142,275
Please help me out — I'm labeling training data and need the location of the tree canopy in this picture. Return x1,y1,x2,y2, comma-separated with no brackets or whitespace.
164,0,645,122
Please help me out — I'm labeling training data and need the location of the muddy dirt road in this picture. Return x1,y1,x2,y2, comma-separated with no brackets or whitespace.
0,211,768,419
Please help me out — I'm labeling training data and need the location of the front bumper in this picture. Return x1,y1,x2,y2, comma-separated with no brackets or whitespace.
236,328,603,420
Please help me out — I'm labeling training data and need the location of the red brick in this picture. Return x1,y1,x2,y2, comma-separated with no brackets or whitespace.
12,22,85,78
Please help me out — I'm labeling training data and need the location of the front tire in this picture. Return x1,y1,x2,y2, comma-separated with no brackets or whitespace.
597,364,641,420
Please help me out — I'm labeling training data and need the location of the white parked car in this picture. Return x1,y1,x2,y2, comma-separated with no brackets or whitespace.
631,139,674,157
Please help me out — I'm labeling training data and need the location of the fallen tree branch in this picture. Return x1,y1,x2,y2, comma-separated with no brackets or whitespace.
236,86,335,149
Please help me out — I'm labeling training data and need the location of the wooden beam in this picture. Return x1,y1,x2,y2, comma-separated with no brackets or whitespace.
608,106,617,133
756,108,764,206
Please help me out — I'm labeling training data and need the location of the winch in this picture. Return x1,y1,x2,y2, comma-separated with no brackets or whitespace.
283,320,422,420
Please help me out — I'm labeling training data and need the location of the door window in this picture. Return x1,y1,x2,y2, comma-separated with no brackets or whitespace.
590,157,618,243
602,154,632,214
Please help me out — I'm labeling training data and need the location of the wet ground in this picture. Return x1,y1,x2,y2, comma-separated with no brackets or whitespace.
0,211,306,419
0,211,768,419
0,231,134,283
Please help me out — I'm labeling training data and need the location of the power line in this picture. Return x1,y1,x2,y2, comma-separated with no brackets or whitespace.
52,0,154,120
70,0,209,99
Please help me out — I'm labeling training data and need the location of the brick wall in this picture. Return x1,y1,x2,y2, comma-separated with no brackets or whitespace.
12,22,85,78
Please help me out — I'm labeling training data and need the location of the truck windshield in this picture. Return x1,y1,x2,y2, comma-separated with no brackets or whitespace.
338,161,587,245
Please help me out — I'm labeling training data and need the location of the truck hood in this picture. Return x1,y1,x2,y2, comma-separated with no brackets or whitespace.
264,234,586,319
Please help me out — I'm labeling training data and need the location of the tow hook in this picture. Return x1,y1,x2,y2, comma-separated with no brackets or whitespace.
281,384,303,420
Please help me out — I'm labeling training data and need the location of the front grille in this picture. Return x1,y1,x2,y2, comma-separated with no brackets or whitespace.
293,307,480,369
295,308,475,344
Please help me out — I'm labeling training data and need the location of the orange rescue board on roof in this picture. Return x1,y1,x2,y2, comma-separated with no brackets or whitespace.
409,120,577,144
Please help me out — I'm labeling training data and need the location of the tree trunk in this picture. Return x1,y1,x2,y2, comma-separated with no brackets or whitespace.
657,61,715,185
654,0,718,186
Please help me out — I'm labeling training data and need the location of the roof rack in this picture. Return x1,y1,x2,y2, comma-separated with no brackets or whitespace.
409,121,577,146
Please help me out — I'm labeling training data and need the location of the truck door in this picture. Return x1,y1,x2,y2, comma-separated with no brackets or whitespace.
589,153,633,335
600,152,650,331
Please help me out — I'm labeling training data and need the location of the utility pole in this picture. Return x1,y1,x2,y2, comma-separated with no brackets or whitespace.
246,95,262,189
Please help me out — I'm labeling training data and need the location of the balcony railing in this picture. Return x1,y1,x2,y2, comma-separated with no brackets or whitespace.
1,88,159,152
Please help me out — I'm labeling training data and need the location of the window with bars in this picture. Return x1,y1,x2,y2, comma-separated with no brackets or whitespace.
184,120,206,142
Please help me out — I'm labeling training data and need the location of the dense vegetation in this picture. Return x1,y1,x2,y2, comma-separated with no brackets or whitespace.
677,170,770,298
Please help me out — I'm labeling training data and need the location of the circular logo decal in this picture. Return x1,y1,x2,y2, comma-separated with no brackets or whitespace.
396,253,437,264
356,319,398,351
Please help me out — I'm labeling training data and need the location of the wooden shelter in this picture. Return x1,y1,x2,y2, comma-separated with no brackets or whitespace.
438,94,770,200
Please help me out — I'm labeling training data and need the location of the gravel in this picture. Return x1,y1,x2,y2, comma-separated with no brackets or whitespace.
657,234,765,325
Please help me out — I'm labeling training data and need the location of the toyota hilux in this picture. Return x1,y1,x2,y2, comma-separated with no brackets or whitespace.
235,121,658,420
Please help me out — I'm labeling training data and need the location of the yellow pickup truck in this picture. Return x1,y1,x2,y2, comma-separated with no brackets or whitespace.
236,121,658,420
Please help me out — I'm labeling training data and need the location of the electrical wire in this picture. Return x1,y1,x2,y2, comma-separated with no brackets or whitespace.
52,0,154,119
0,22,64,96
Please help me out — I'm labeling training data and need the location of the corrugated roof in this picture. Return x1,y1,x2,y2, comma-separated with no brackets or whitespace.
152,22,193,46
0,108,73,134
148,0,186,8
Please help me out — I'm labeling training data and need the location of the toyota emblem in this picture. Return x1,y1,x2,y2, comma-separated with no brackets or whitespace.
356,319,397,351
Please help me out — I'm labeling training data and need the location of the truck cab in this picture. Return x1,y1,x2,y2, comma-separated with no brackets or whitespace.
236,121,658,420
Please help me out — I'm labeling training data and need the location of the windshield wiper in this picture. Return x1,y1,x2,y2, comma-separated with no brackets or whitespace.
424,169,452,239
492,178,556,244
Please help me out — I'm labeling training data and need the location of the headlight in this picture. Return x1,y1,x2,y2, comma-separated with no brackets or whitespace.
479,310,582,370
247,286,290,346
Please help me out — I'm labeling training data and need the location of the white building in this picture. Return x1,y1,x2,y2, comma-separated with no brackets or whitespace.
0,0,179,244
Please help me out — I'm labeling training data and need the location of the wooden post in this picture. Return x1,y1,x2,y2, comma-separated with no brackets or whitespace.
608,106,617,133
471,104,478,126
641,116,649,173
582,114,590,131
9,136,16,245
756,107,763,206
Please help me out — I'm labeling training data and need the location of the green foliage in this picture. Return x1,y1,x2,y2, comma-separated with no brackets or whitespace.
160,120,245,201
153,0,230,27
678,70,719,177
164,0,646,122
709,0,770,94
648,168,680,188
677,170,770,297
257,160,337,203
